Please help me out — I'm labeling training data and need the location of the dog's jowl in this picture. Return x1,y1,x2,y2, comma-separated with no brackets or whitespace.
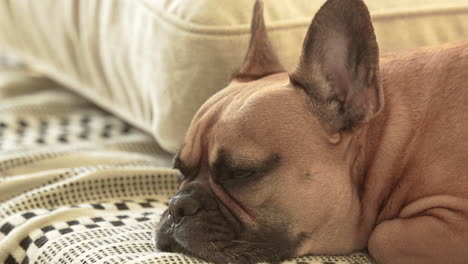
155,0,468,263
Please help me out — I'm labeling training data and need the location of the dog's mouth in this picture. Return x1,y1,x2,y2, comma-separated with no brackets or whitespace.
155,204,246,263
155,210,297,264
155,185,244,254
156,206,235,255
155,183,298,264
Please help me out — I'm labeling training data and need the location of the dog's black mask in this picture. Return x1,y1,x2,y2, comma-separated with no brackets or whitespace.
155,181,299,264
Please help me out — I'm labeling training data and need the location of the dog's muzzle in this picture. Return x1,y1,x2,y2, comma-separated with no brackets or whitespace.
155,182,239,256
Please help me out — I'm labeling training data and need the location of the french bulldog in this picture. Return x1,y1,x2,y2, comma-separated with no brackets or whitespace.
155,0,468,263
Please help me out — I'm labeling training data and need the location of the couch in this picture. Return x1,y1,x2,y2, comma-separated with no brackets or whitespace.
0,1,467,263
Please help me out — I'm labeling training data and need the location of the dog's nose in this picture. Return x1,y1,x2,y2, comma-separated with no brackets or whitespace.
168,194,201,224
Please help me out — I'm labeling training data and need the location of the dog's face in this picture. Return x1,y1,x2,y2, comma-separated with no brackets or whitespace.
156,0,383,263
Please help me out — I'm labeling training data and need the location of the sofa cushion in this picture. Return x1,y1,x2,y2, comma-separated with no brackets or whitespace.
0,0,467,152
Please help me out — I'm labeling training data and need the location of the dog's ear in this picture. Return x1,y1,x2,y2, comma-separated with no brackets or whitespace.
290,0,383,132
235,0,284,81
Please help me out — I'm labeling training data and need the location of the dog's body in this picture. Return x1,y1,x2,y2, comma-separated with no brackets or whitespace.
156,0,468,263
358,43,468,263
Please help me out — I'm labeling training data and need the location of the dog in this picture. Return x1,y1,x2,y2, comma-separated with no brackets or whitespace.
155,0,468,263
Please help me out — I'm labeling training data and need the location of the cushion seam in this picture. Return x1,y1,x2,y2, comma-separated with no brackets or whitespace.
135,0,468,35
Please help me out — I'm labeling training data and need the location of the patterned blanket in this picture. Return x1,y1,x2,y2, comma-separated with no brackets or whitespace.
0,68,374,264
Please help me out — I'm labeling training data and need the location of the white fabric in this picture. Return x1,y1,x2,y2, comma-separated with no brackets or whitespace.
0,0,467,153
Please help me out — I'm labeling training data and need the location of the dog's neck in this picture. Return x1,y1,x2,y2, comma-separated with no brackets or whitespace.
351,47,440,239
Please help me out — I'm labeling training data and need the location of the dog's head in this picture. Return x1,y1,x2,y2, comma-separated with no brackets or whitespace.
156,0,383,263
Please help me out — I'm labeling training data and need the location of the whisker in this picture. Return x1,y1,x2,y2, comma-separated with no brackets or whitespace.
210,241,221,254
302,233,324,247
230,239,272,245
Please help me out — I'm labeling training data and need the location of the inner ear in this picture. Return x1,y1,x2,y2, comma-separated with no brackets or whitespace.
290,0,383,132
235,0,284,82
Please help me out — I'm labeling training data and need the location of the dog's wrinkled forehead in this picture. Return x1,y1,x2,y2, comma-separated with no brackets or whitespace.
178,73,325,172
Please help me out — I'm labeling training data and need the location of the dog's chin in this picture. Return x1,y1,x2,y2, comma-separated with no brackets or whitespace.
155,209,300,264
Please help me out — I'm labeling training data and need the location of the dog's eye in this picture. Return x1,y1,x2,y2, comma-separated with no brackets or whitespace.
231,170,255,179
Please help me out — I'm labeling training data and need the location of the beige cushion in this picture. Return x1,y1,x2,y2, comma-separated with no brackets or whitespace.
0,0,467,153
